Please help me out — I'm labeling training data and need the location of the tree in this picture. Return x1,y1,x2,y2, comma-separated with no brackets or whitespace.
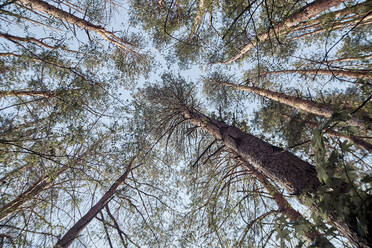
56,156,136,248
140,74,372,247
222,0,348,64
213,80,371,129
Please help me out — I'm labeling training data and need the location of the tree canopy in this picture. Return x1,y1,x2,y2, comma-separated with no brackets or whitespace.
0,0,371,247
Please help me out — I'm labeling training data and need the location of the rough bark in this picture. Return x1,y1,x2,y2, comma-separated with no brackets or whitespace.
18,0,138,55
182,106,320,195
221,82,369,128
0,137,106,222
223,0,347,64
181,106,370,247
262,69,372,79
55,156,136,248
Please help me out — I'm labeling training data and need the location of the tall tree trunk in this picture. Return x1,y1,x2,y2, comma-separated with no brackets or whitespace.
0,84,105,98
291,17,372,41
55,156,136,248
221,82,370,129
262,69,372,79
290,1,372,35
0,32,59,50
0,137,106,222
18,0,139,55
223,0,347,64
0,90,56,98
235,155,333,246
181,106,370,247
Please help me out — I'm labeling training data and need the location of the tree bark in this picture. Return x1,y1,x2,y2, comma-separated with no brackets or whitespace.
18,0,138,55
182,106,320,195
223,0,347,64
181,106,370,247
55,156,136,248
221,82,369,129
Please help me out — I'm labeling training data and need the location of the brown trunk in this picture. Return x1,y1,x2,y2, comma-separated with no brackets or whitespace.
263,69,372,79
182,107,320,195
181,106,370,247
0,90,56,98
235,155,333,246
55,156,136,248
0,84,105,98
0,32,56,50
18,0,138,55
0,137,106,221
327,54,372,63
221,82,369,128
291,17,372,41
223,0,347,64
290,2,372,35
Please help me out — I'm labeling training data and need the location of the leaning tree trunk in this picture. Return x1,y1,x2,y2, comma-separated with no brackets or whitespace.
262,69,372,80
181,106,370,247
55,156,136,248
234,154,333,246
289,1,372,38
221,82,371,129
223,0,347,64
18,0,138,55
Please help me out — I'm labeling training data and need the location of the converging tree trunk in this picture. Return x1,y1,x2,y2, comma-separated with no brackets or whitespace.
234,155,333,246
181,106,370,247
18,0,139,55
55,156,136,248
0,84,105,98
220,82,370,129
263,68,372,80
223,0,347,64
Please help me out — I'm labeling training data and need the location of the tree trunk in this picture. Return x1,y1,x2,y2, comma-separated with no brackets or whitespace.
18,0,138,55
0,137,106,222
181,106,370,247
55,156,136,248
0,90,56,98
290,2,372,35
0,84,105,98
0,32,56,50
235,155,333,246
262,69,372,79
182,107,320,195
221,82,369,129
223,0,347,64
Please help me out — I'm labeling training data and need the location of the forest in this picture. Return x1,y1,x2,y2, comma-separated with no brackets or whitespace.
0,0,371,247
